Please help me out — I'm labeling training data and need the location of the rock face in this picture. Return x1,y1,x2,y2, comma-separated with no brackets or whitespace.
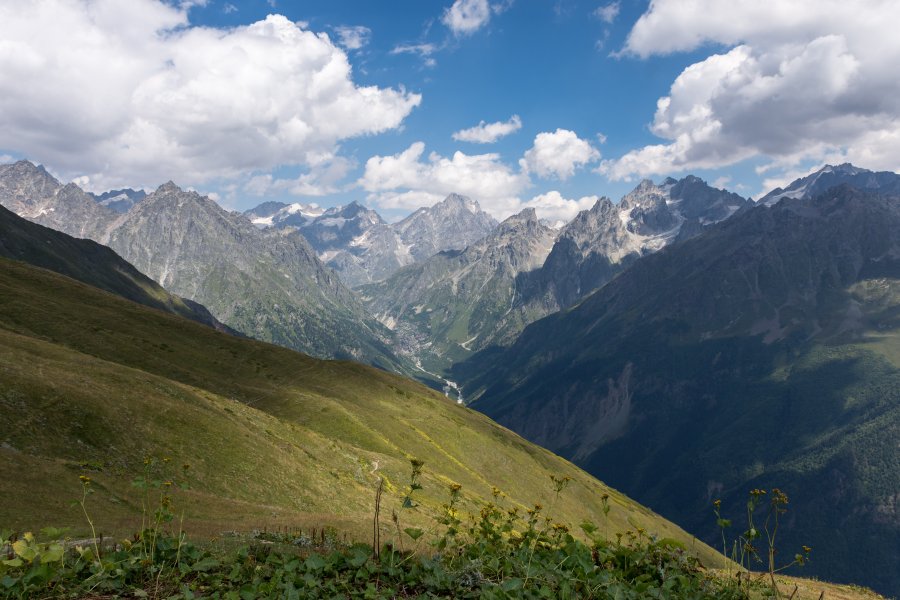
358,208,557,377
0,161,407,371
245,193,498,287
461,185,900,595
393,193,498,262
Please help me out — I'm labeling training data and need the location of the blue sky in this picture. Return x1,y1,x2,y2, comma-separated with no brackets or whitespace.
1,0,897,221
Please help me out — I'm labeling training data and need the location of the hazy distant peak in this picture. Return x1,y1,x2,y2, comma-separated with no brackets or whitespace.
155,181,184,194
509,207,538,221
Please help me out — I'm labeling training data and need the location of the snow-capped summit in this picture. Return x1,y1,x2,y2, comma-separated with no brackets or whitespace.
243,201,325,228
531,175,750,310
759,163,900,206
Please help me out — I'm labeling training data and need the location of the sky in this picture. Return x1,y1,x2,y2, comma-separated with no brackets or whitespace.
2,0,899,222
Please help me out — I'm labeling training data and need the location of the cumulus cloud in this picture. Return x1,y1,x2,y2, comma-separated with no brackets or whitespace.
0,1,420,191
603,0,900,180
359,142,600,222
452,115,522,143
523,191,598,224
359,142,529,217
244,157,355,197
521,129,600,179
334,25,371,51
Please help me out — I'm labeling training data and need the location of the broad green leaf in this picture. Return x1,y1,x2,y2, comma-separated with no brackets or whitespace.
304,553,326,570
190,557,219,572
41,544,64,563
12,540,36,562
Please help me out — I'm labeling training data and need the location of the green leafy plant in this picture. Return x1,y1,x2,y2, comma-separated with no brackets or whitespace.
713,488,812,598
1,463,819,599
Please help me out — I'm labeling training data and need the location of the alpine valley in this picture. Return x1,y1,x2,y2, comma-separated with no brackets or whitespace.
2,159,899,596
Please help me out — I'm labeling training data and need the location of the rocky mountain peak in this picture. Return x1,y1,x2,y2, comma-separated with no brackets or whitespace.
503,207,538,225
441,192,480,214
5,159,57,183
155,181,185,195
0,159,116,238
619,179,669,212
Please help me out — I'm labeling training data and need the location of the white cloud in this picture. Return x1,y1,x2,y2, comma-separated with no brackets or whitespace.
243,157,355,197
222,3,237,13
594,2,620,24
711,176,731,189
523,191,598,223
359,142,605,221
359,142,529,217
604,0,900,180
442,0,492,35
390,42,439,67
452,115,522,143
521,129,600,179
0,1,420,191
334,25,371,51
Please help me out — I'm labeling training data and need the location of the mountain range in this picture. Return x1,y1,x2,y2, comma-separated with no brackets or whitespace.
0,161,406,371
245,193,497,287
2,155,899,593
359,175,749,376
457,177,900,593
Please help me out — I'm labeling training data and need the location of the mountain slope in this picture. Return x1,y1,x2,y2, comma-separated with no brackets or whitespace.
0,161,407,371
104,182,406,370
0,256,722,567
358,209,556,382
460,186,900,595
0,204,228,331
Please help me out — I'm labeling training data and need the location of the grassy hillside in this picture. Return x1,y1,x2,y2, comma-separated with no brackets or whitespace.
0,257,721,567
